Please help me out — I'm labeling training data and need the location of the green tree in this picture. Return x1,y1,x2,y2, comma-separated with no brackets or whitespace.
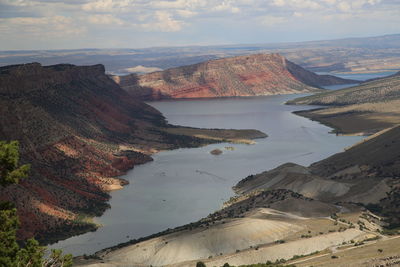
0,141,30,186
0,202,19,266
196,261,207,267
0,141,72,267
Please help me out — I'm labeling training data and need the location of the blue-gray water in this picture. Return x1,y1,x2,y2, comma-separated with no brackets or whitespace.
333,71,398,81
319,71,398,90
48,94,363,256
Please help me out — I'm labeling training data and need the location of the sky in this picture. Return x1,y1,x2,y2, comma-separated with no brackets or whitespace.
0,0,399,50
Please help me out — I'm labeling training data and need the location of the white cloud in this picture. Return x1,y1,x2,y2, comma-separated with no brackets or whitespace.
293,11,303,17
335,0,383,12
176,9,197,18
273,0,286,7
337,1,351,12
0,0,397,49
271,0,322,10
0,16,85,36
82,0,135,12
87,14,125,25
260,15,287,27
140,11,184,32
150,0,197,9
0,0,34,6
213,2,241,13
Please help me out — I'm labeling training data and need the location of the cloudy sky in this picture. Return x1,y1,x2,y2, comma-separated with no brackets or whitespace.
0,0,399,50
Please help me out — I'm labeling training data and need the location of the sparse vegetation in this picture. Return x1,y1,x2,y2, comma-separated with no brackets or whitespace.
354,241,365,246
364,236,381,242
0,141,72,266
381,228,400,236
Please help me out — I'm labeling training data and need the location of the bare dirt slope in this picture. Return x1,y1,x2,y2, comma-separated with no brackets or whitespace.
236,126,400,224
75,189,376,267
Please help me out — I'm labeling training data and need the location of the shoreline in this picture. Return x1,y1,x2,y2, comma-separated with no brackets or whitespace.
45,126,267,247
73,120,400,266
71,104,367,263
63,87,374,258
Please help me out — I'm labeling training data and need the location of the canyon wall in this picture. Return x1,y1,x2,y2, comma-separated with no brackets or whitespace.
113,54,356,100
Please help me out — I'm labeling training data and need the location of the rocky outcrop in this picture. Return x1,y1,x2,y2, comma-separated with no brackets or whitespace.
0,63,266,243
113,54,356,100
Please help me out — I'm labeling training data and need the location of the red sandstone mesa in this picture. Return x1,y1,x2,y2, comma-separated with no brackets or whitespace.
113,53,356,100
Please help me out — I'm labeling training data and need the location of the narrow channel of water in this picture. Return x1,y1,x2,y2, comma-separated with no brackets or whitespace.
49,70,393,255
49,93,363,256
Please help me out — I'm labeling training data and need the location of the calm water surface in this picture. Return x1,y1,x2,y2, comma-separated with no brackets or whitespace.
333,71,398,81
318,71,398,90
49,94,363,256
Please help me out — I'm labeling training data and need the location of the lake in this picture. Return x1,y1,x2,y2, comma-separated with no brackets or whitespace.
48,93,363,256
320,71,398,90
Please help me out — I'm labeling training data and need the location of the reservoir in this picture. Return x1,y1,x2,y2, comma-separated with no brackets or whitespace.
49,93,363,255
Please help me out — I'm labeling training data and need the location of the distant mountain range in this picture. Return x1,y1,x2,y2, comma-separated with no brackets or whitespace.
1,33,399,74
112,53,354,100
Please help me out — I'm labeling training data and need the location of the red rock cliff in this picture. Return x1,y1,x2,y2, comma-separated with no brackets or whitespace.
113,54,356,100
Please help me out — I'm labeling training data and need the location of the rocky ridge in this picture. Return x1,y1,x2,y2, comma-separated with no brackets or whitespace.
112,54,356,100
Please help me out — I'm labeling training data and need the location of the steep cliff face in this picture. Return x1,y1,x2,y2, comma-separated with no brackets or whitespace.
113,54,356,100
0,63,169,242
0,63,267,243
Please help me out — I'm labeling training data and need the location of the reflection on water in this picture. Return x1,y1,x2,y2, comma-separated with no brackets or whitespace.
49,94,363,255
